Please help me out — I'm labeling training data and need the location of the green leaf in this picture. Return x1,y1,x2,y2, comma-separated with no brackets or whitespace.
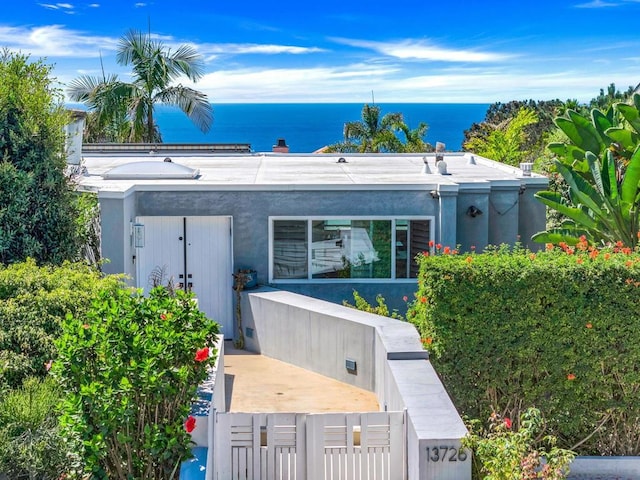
592,109,613,138
535,191,598,229
548,142,586,164
555,110,604,155
621,145,640,204
606,127,639,152
617,103,640,135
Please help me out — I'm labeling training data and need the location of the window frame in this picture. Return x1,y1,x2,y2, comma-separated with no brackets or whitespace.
269,216,434,283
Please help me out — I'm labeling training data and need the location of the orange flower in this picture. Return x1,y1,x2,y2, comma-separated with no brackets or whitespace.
421,337,433,345
82,324,90,329
576,258,583,264
443,246,451,254
622,247,632,255
546,243,554,251
465,256,473,264
625,260,633,267
420,297,427,303
567,373,576,381
529,253,536,260
616,240,624,248
585,323,593,329
589,250,598,260
604,253,611,260
428,240,435,248
436,243,442,250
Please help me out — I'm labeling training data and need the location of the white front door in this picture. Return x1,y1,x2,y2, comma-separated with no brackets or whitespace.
135,216,234,337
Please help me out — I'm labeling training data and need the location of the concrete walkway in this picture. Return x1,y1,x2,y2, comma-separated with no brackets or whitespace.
223,342,379,413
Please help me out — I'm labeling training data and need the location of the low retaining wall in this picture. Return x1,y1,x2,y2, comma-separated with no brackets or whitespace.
568,456,640,479
241,288,470,480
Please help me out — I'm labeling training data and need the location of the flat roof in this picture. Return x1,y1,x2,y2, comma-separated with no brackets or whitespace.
77,151,548,195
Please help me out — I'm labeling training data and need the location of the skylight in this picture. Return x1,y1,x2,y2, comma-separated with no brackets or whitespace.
102,161,199,180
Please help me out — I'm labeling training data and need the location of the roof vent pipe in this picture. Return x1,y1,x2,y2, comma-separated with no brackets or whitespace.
435,142,445,163
467,155,476,165
422,156,432,174
64,110,86,165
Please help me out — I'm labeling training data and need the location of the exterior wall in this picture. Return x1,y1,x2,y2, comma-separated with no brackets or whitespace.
136,189,435,311
99,192,136,281
488,181,521,246
456,185,490,252
518,180,548,250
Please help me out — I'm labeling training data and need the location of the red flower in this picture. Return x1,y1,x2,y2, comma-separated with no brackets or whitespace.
470,245,476,251
402,295,408,302
443,246,451,254
428,240,435,248
195,347,209,362
160,313,167,320
184,415,196,433
420,297,427,303
567,373,576,381
436,243,442,250
504,417,512,429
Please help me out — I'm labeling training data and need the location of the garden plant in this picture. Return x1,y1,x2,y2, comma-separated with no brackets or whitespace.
55,286,219,479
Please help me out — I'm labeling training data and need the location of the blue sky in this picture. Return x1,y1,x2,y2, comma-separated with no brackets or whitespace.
2,0,640,103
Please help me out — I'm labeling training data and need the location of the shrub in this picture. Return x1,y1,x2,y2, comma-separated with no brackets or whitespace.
464,408,574,480
0,259,123,390
343,290,405,320
409,244,640,455
0,376,72,479
54,286,219,479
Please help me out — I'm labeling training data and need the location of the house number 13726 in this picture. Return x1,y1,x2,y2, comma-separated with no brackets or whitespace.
426,446,468,462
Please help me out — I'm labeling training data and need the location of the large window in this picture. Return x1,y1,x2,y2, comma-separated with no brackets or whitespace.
271,217,432,281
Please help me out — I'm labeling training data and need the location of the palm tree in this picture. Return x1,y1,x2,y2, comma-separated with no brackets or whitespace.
330,104,404,153
69,29,212,143
396,122,432,153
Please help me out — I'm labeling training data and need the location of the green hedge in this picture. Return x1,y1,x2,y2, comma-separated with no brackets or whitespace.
409,244,640,455
0,259,123,389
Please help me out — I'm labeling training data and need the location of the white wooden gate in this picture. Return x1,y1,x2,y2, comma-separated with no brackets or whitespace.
214,412,405,480
135,216,233,336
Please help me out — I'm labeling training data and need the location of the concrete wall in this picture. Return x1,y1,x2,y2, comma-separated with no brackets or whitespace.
99,192,136,280
241,288,470,480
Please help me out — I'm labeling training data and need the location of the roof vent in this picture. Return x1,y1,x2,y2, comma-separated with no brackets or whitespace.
337,157,347,163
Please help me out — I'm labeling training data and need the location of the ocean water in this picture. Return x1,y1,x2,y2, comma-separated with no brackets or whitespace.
154,103,490,153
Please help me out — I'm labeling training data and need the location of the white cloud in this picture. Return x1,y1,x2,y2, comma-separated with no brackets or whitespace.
199,43,325,56
0,25,117,57
38,2,75,10
574,0,620,7
331,38,512,63
134,2,147,7
88,3,100,7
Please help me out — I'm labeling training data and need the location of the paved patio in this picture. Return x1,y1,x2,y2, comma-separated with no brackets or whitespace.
223,341,379,413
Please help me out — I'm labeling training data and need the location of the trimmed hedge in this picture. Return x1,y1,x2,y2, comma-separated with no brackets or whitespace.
409,244,640,455
0,259,124,389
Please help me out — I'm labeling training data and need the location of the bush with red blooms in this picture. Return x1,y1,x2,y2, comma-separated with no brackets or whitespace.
409,242,640,455
464,408,574,480
54,286,219,479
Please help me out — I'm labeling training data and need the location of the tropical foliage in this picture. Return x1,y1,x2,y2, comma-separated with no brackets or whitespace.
464,107,539,166
0,52,82,264
55,286,219,479
463,99,567,165
69,29,212,143
533,93,640,247
327,104,432,153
